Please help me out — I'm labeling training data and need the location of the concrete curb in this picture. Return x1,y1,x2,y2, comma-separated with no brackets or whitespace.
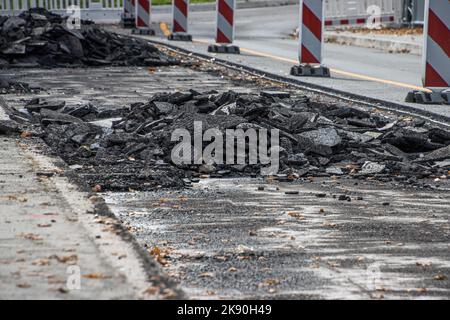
153,0,298,13
325,32,422,55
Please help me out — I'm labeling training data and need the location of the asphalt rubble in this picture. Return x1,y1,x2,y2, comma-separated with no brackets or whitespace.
0,77,40,94
3,89,450,192
0,8,178,68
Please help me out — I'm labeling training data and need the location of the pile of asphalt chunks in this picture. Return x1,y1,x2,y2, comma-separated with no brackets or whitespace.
10,90,450,191
0,8,177,68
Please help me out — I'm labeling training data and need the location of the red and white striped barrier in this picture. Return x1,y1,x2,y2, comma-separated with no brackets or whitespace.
325,15,395,27
169,0,192,41
291,0,329,77
121,0,136,28
173,0,188,33
406,0,449,104
133,0,155,35
124,0,136,17
208,0,240,54
216,0,235,44
422,0,449,90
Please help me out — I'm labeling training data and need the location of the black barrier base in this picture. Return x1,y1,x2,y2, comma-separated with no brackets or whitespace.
405,90,450,105
168,33,193,42
120,14,135,29
208,44,240,54
132,28,156,36
290,64,330,77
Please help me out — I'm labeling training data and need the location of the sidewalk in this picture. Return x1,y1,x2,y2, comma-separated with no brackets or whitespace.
0,107,180,299
326,30,423,55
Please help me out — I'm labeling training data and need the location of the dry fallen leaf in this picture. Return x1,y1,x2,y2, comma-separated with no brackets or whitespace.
37,223,52,228
48,275,65,285
198,272,215,278
150,247,161,256
214,255,228,262
417,288,428,294
82,273,110,279
260,278,280,286
20,233,43,241
20,131,32,138
434,273,447,281
32,258,51,266
143,286,160,295
49,254,78,264
327,261,341,268
17,283,31,289
288,211,305,220
323,221,337,228
227,267,237,273
416,261,432,267
91,184,102,192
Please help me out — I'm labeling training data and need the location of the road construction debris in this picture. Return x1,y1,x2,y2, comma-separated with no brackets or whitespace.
0,77,40,94
6,89,450,191
0,9,178,68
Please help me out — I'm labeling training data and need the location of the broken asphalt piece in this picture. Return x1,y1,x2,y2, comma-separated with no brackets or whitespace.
297,127,342,156
0,120,21,135
359,161,386,175
0,77,39,94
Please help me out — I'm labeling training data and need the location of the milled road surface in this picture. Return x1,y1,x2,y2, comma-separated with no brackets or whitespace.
105,178,450,299
145,5,450,119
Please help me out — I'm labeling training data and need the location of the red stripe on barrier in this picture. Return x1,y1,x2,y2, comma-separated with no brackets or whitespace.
217,28,231,43
428,9,450,57
137,17,146,28
325,20,332,26
301,45,319,64
425,62,448,87
173,20,186,33
340,19,349,25
175,0,188,15
219,0,234,26
357,18,366,24
302,4,322,40
140,0,149,12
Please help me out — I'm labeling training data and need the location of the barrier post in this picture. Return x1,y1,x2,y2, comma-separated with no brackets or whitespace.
406,0,449,104
291,0,330,77
168,0,192,41
121,0,136,28
132,0,155,35
208,0,240,54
